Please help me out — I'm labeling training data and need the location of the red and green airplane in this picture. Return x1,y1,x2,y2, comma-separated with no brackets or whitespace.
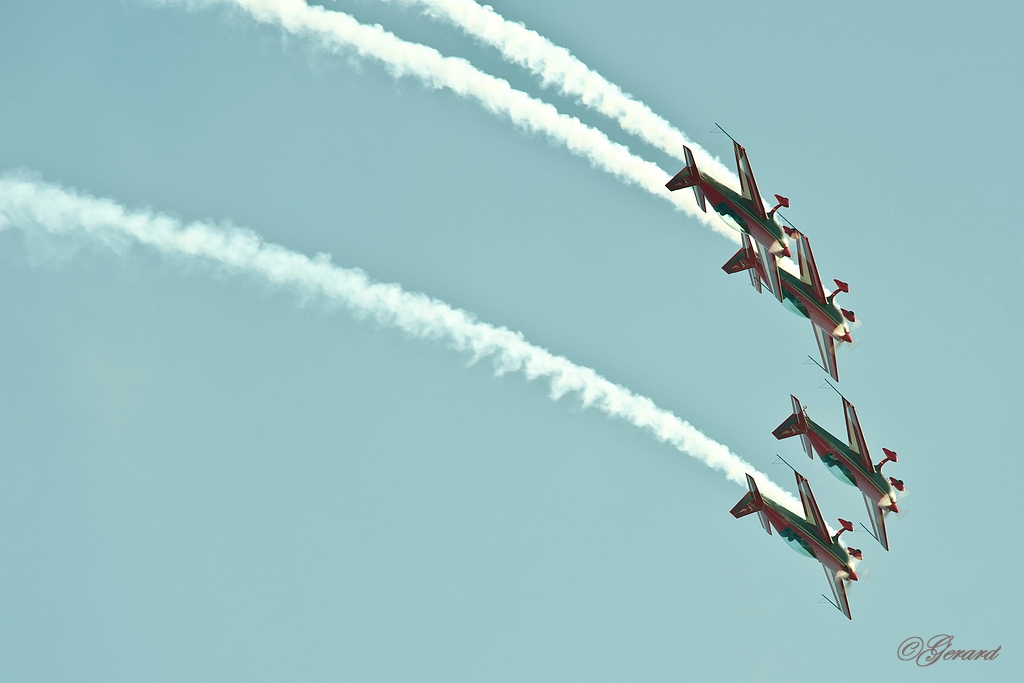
665,136,792,300
773,395,905,551
722,229,856,381
731,470,863,620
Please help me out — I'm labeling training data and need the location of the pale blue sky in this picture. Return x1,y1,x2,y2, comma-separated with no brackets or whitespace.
1,1,1021,680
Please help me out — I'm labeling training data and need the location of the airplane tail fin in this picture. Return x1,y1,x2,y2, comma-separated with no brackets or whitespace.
665,146,707,212
722,233,763,294
731,474,772,535
772,395,814,459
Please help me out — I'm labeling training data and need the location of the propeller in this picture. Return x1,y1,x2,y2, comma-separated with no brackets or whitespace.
889,498,912,521
894,483,910,502
846,562,872,592
843,543,871,593
846,310,864,333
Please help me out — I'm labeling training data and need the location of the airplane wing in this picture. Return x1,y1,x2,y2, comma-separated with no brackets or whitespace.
733,141,767,220
863,492,890,551
796,472,830,543
812,322,840,382
823,565,853,620
745,233,761,292
796,232,827,303
754,241,783,302
842,397,874,470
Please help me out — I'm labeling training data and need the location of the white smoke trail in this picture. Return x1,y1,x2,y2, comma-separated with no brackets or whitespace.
160,0,739,242
0,171,798,512
382,0,738,183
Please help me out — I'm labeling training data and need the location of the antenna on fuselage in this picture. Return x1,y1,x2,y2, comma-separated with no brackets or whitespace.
773,454,797,472
714,122,738,144
818,594,843,613
858,522,880,543
820,378,845,399
805,355,828,375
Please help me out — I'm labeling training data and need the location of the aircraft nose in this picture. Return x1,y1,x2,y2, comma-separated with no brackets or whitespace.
848,570,858,581
780,245,791,258
841,332,853,343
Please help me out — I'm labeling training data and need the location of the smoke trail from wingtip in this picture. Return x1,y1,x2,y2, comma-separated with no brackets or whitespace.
383,0,738,184
0,171,798,512
159,0,739,242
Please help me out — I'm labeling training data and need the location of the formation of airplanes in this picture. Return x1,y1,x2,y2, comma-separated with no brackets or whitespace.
667,131,855,382
666,132,906,619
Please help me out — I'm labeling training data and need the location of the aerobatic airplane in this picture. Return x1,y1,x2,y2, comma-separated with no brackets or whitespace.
665,136,792,300
722,229,856,381
731,470,863,620
773,395,905,551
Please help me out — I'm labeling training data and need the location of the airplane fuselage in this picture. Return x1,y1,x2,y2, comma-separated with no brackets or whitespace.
760,496,858,579
698,172,789,256
804,418,898,510
777,269,851,341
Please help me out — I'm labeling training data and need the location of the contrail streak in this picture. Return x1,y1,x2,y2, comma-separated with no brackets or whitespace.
382,0,737,183
0,171,798,512
161,0,739,242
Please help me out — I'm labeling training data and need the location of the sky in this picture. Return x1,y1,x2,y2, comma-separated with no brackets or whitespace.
1,1,1021,680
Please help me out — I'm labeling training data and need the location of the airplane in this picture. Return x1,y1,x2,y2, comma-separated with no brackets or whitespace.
722,228,856,381
665,133,792,300
731,470,863,620
773,394,905,551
